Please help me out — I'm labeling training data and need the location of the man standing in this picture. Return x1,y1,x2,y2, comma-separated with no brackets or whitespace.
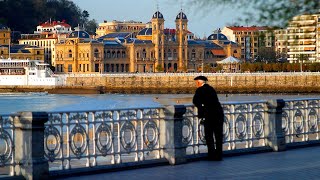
193,76,224,161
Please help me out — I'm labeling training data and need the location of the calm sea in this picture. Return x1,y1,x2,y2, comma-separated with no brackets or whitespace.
0,93,319,114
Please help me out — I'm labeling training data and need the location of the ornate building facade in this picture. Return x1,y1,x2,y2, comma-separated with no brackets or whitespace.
55,10,237,73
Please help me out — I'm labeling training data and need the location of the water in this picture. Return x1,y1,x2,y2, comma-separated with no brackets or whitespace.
0,92,319,114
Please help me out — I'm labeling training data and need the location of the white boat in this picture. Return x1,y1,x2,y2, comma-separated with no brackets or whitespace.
0,58,64,86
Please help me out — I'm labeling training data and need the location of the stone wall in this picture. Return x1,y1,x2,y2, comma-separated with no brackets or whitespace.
64,74,320,94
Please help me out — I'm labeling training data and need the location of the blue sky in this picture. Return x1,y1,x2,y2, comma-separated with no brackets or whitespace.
72,0,253,38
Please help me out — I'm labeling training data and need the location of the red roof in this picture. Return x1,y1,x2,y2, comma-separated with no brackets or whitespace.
39,20,71,28
211,49,226,56
227,26,268,31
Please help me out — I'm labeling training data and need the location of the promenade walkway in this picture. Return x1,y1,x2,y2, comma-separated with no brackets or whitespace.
56,145,320,180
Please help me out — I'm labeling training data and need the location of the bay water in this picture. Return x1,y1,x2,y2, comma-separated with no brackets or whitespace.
0,93,319,114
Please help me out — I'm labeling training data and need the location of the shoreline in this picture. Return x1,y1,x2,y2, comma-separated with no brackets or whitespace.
0,86,319,94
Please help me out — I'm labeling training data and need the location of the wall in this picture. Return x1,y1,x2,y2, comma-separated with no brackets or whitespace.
64,73,320,93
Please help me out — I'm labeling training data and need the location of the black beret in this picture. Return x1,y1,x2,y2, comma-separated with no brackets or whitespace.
194,76,208,81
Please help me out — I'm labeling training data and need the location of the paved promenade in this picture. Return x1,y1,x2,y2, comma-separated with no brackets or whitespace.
56,145,320,180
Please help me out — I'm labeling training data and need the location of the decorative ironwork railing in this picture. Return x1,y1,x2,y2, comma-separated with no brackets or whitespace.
0,114,16,176
1,98,320,178
282,98,320,143
183,101,268,156
44,107,163,170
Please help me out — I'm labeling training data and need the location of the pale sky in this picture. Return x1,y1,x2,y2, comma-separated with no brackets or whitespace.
72,0,254,38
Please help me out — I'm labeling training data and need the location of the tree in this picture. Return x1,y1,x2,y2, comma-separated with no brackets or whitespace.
0,0,93,33
156,64,164,72
186,0,320,26
256,47,277,63
85,19,98,35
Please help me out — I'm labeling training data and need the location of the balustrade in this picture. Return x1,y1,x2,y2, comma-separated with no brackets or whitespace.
1,98,320,179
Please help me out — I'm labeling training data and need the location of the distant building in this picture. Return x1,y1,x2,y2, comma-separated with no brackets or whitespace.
221,26,275,61
55,29,104,73
274,28,288,60
286,13,320,62
55,10,231,73
207,29,241,59
19,20,72,66
0,24,10,46
96,20,147,38
34,20,72,34
0,44,44,61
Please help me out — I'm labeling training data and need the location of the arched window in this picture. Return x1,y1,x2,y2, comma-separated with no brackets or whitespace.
206,51,210,59
174,63,178,71
94,49,99,58
168,49,172,58
68,49,72,58
136,52,140,59
173,49,177,58
112,51,116,58
122,51,126,58
142,49,146,58
117,51,120,58
107,50,111,58
191,49,196,59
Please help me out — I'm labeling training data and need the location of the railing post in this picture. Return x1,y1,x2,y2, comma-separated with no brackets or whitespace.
160,105,187,165
14,112,49,180
265,99,286,151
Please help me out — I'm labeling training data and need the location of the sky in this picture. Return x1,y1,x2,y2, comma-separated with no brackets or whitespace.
72,0,254,38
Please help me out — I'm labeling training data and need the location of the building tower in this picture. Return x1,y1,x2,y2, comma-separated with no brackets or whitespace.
175,10,188,71
151,11,165,72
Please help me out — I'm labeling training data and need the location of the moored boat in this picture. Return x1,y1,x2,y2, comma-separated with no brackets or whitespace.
0,58,64,86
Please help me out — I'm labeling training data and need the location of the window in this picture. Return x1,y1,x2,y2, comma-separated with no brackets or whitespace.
68,50,72,58
68,64,72,72
191,49,196,58
94,49,99,58
173,49,177,58
168,49,172,57
142,49,146,58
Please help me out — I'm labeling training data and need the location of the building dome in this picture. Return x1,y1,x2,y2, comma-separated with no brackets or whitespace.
68,31,90,39
207,33,228,41
137,28,152,36
176,11,187,20
152,11,164,19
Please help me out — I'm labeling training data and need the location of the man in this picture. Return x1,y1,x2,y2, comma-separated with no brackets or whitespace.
193,75,224,161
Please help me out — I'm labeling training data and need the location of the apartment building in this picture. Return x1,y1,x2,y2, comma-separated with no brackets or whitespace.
287,13,320,62
221,26,274,61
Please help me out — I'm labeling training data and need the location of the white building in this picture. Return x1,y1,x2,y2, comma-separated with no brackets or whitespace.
19,21,72,66
287,13,320,62
34,20,72,34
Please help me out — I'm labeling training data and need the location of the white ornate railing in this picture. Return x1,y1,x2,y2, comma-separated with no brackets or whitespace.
0,114,16,176
282,98,320,143
1,98,320,178
44,107,163,170
183,101,268,156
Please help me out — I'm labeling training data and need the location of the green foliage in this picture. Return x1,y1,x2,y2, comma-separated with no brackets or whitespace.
0,0,96,33
240,62,320,72
156,64,164,72
186,0,320,27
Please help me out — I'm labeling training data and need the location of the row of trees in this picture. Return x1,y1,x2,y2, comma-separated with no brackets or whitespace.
240,62,320,72
0,0,97,34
